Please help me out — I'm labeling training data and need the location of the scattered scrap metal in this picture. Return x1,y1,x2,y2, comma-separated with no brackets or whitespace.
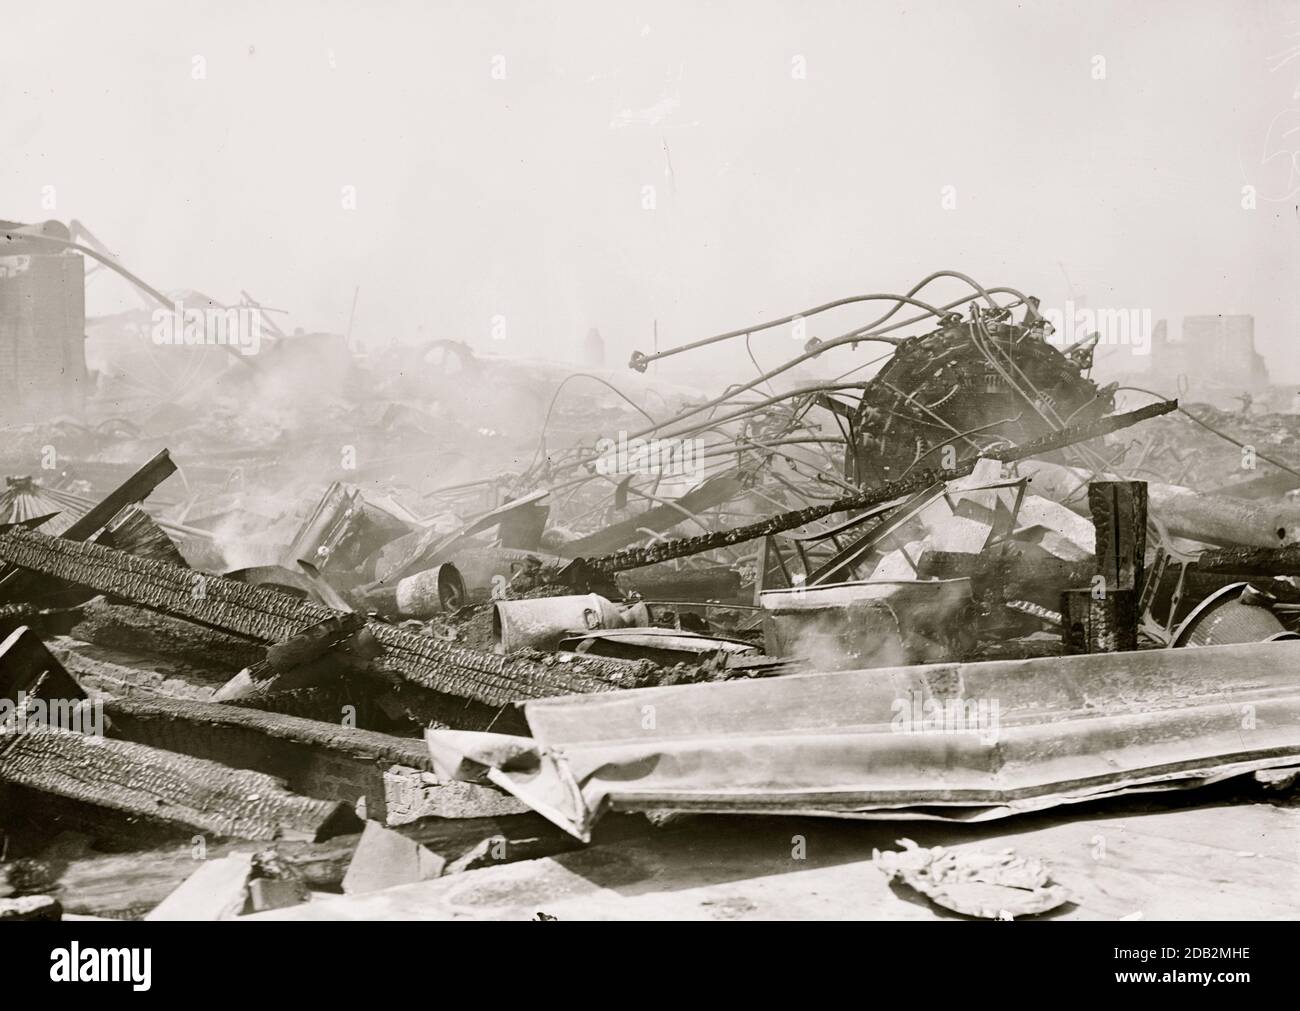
2,259,1299,920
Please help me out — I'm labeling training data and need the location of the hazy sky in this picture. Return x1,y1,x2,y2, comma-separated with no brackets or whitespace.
5,0,1298,377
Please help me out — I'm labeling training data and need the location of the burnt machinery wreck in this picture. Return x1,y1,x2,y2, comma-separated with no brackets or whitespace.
1,227,1298,921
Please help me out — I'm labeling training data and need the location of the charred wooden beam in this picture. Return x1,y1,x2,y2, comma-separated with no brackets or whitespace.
72,599,264,675
47,638,224,702
0,727,357,841
1060,586,1138,654
1064,479,1147,653
0,527,646,706
102,693,431,767
1194,544,1300,576
214,613,380,703
50,450,177,542
100,693,441,818
1088,480,1147,593
0,449,177,602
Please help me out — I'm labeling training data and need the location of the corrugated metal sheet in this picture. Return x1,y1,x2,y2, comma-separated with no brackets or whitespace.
429,640,1300,841
0,476,86,536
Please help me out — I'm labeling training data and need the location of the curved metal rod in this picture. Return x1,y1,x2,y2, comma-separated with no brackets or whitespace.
630,292,938,370
618,287,1031,445
647,383,871,443
630,270,1018,369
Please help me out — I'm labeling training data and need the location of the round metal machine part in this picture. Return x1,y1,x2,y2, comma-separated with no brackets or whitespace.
1170,581,1300,647
850,318,1112,488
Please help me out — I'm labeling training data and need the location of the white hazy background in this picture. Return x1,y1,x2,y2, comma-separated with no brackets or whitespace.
3,0,1298,377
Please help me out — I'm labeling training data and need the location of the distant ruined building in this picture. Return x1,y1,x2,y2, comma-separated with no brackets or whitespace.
581,327,605,367
0,220,88,424
1149,314,1268,392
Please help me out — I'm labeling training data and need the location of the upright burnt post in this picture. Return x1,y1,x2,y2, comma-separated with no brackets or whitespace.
1089,481,1148,596
1061,480,1147,654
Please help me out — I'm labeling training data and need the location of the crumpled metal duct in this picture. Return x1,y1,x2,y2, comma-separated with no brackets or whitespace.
428,640,1300,841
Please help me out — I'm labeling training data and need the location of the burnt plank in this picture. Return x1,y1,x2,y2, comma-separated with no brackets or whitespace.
0,527,645,706
0,449,177,602
101,693,430,813
0,727,358,841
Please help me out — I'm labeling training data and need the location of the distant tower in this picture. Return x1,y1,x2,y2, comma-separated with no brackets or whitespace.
0,220,87,423
582,327,605,367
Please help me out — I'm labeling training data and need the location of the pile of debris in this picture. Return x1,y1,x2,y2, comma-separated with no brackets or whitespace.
2,262,1299,920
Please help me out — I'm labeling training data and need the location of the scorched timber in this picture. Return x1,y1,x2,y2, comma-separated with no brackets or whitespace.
0,528,641,706
0,728,355,841
0,449,177,603
101,694,435,808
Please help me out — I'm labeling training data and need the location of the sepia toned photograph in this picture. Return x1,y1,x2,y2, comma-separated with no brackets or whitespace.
0,0,1296,963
